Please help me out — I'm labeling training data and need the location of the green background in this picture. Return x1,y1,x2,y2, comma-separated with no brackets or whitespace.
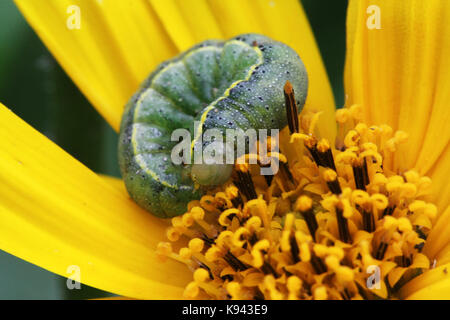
0,0,347,299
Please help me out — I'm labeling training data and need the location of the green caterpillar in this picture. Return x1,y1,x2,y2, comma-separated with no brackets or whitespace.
118,33,308,218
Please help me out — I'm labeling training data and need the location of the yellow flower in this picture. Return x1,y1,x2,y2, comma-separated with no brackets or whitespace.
0,0,448,299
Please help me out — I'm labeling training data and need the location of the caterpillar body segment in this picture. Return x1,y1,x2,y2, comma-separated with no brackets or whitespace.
119,34,308,218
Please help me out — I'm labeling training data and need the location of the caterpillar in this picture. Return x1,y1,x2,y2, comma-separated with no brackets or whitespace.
118,33,308,218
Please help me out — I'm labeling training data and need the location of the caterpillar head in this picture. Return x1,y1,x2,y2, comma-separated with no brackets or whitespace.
191,163,233,186
190,142,233,186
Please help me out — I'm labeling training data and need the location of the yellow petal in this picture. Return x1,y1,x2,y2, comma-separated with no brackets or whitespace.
345,0,450,212
411,253,431,269
388,254,429,287
0,104,189,299
434,243,450,266
426,144,450,214
98,173,127,193
388,267,407,288
16,0,336,141
148,0,224,50
405,280,450,300
400,263,450,299
14,0,178,131
423,205,450,260
209,0,337,140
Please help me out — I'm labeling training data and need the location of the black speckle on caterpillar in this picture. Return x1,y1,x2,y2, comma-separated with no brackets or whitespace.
118,33,308,218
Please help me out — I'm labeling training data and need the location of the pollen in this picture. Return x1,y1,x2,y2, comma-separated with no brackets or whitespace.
157,84,438,300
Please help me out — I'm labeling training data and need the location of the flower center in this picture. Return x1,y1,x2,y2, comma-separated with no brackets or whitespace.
157,83,437,300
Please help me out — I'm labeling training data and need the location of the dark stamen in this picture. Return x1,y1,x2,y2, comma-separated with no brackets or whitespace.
306,144,324,167
284,269,294,277
234,170,257,200
300,208,318,241
415,226,427,240
401,255,412,267
258,130,277,186
352,164,367,190
248,233,258,245
290,235,300,263
201,234,216,246
261,261,279,277
324,169,342,195
355,282,370,300
362,209,375,232
231,193,244,208
223,255,240,271
281,162,295,183
362,158,370,186
254,289,265,300
341,289,351,300
382,205,396,217
327,179,342,195
374,242,388,260
316,140,338,171
259,163,274,186
284,81,299,134
336,206,352,243
310,253,327,274
224,251,248,271
226,213,243,226
199,262,215,280
221,275,233,282
415,242,425,252
320,148,337,171
264,174,274,186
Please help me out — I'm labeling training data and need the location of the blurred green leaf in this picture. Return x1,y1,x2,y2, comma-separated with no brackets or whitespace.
302,0,348,106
